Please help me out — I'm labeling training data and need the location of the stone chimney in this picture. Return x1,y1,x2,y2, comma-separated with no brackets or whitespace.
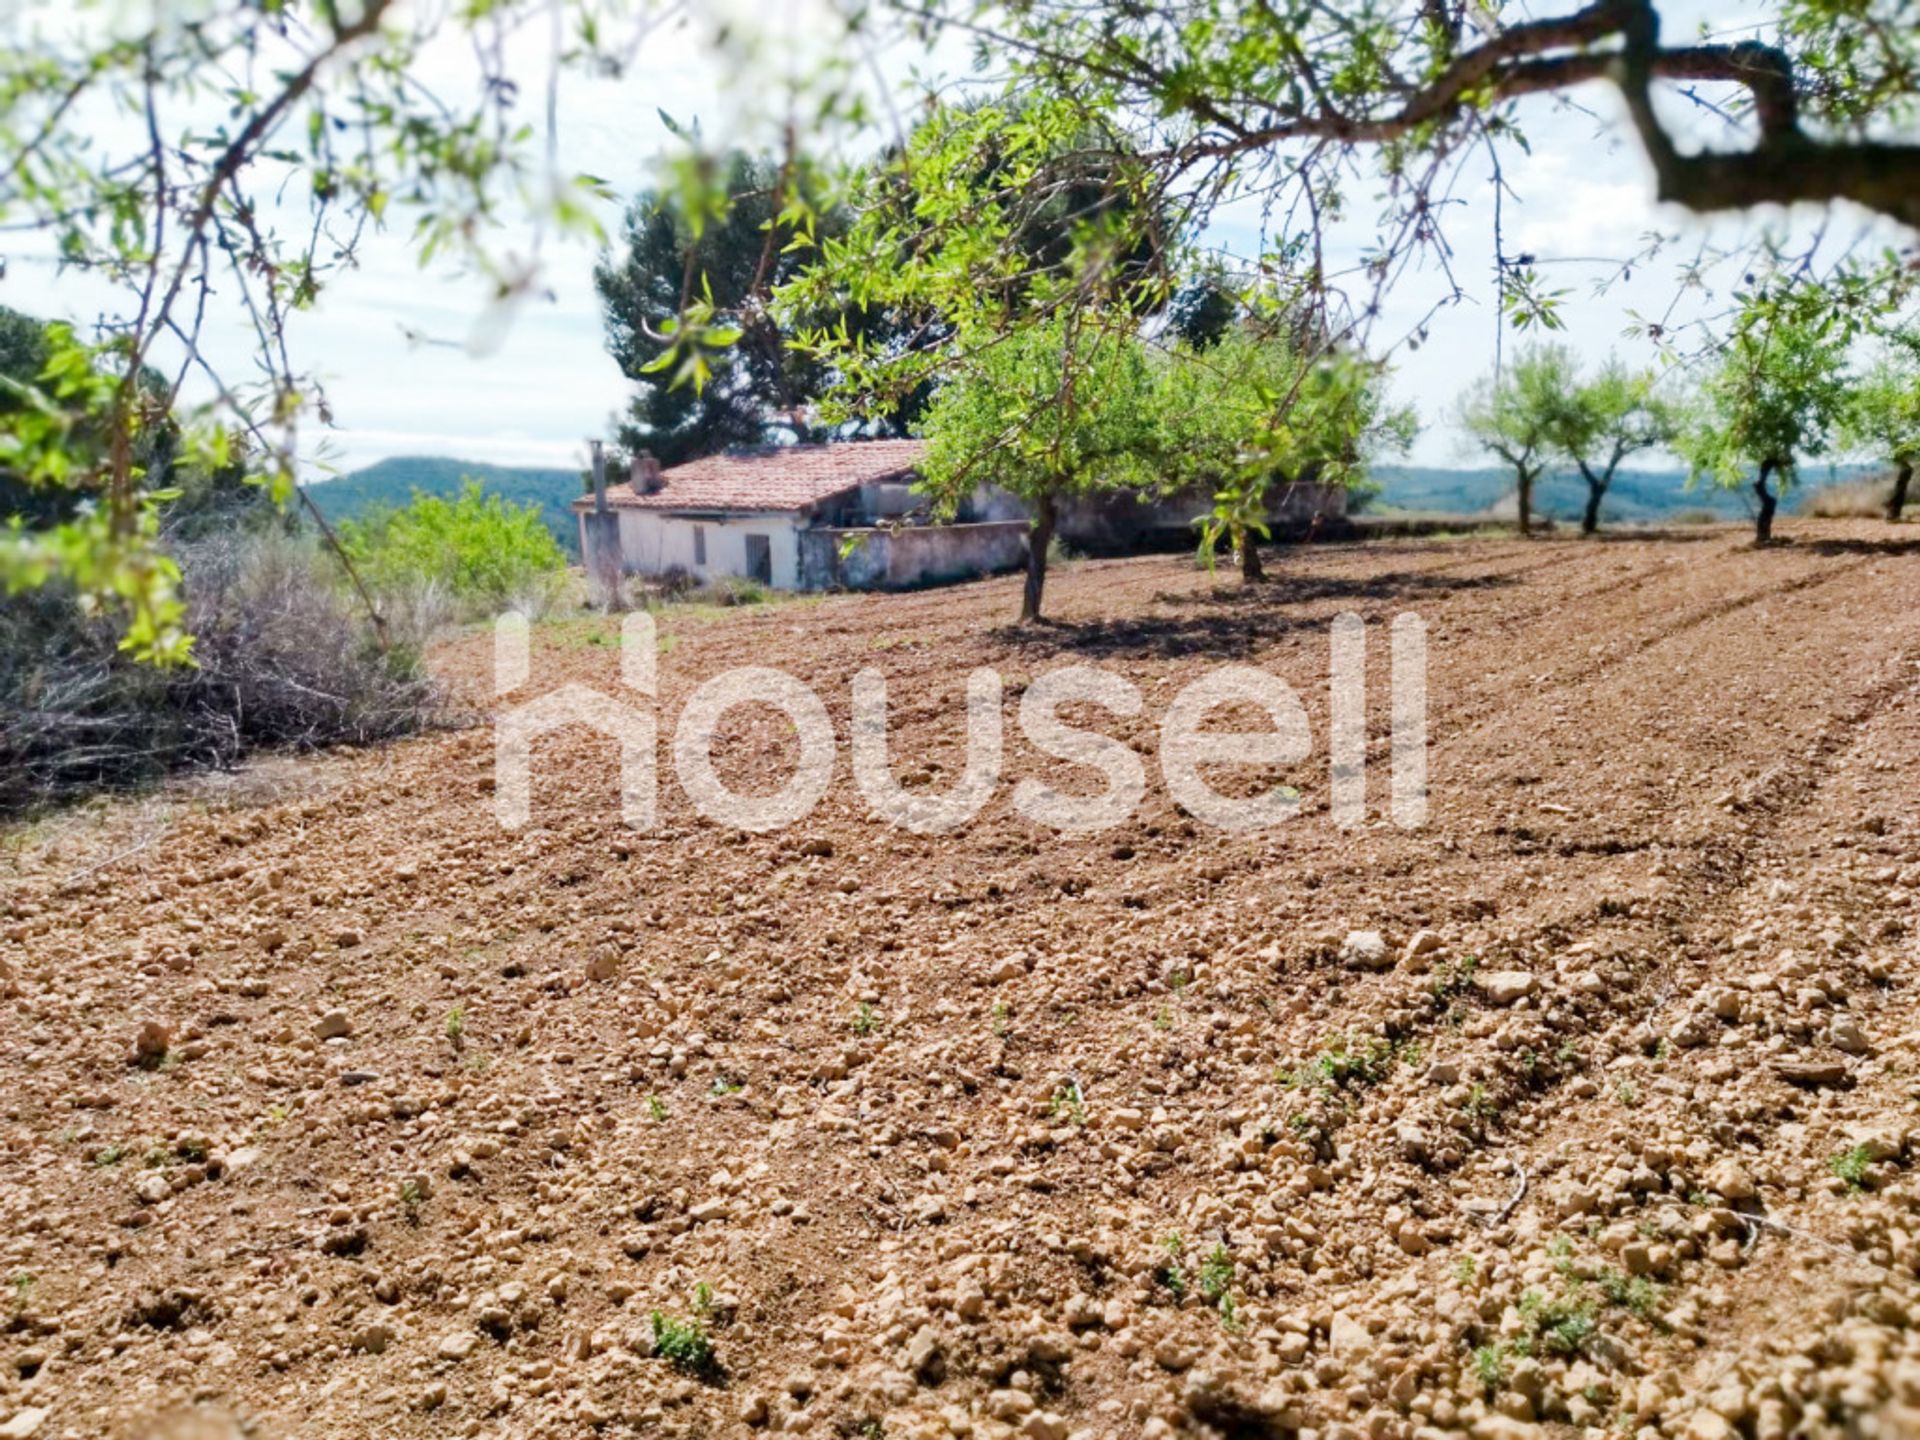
590,438,608,514
630,450,663,495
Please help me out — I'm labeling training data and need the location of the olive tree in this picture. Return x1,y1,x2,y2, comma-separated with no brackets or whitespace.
1680,283,1855,544
1840,345,1920,521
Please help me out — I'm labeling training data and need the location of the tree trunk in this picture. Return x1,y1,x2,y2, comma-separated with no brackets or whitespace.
1516,469,1534,537
1888,461,1913,522
1021,492,1057,624
1236,526,1265,582
1580,465,1606,536
1754,460,1780,545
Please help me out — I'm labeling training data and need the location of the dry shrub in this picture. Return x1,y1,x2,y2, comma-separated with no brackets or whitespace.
1804,477,1893,518
583,569,624,613
1,531,444,816
374,577,460,647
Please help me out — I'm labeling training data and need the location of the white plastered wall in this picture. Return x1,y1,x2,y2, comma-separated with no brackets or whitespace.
615,511,800,589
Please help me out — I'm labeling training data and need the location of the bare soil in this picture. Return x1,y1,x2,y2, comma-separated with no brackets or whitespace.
8,521,1920,1440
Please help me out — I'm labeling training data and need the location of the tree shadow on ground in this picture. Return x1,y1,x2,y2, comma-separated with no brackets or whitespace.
990,569,1517,660
1791,536,1920,558
1582,527,1729,545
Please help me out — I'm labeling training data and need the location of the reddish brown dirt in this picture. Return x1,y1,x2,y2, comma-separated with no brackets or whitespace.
8,521,1920,1440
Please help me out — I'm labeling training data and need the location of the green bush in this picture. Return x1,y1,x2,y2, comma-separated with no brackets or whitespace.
338,480,568,619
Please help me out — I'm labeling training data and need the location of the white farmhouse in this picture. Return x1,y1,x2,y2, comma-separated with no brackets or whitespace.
572,437,1351,593
572,439,1030,592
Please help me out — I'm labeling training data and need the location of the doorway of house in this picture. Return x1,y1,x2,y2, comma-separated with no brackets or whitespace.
743,534,773,586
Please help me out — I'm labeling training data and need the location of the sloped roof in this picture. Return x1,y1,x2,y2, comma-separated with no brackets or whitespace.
575,439,926,514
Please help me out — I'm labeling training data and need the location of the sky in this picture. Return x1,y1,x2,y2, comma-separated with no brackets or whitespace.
1,1,1901,478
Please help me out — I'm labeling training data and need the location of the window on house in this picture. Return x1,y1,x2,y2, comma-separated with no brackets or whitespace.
692,525,706,566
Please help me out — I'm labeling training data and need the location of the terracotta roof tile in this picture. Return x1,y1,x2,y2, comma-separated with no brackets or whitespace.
574,439,925,514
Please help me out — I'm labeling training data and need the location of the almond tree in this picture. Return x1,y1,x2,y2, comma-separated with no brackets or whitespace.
1680,282,1855,544
1547,359,1678,535
1840,345,1920,521
915,315,1157,624
1458,347,1575,538
1158,330,1412,580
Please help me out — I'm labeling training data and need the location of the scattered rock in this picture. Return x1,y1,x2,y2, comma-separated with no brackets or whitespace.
313,1009,353,1041
134,1173,171,1205
1340,930,1391,970
1401,929,1444,969
1775,1058,1851,1088
1704,1159,1757,1202
586,949,621,982
133,1020,171,1063
1475,970,1538,1005
1329,1311,1373,1359
437,1331,477,1362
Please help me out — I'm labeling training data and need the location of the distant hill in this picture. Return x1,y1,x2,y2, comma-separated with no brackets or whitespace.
306,455,1878,556
1365,463,1882,525
1363,465,1753,524
303,456,585,556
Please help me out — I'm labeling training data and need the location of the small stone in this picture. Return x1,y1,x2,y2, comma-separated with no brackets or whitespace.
1153,1335,1198,1371
1329,1311,1373,1359
313,1009,353,1041
1775,1058,1850,1088
1401,930,1444,970
1828,1017,1871,1055
1470,1419,1538,1440
1859,1129,1908,1168
1340,930,1391,970
335,928,363,948
1,1409,47,1439
437,1331,477,1361
586,950,621,982
989,1389,1036,1421
904,1324,944,1383
953,1278,987,1320
133,1021,171,1063
134,1173,171,1205
1394,1120,1430,1163
353,1323,395,1355
1475,970,1538,1005
1704,1158,1756,1202
1554,1182,1599,1218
